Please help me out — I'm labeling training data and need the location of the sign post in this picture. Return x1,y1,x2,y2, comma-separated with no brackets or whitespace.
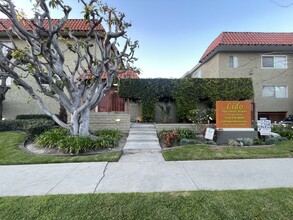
205,127,215,140
257,118,271,136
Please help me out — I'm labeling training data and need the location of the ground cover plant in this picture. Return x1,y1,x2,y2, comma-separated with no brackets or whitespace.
0,131,121,165
272,124,293,140
163,140,293,161
158,128,196,147
0,188,292,219
35,128,122,155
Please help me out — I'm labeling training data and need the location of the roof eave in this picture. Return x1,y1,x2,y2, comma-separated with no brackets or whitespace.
200,44,293,64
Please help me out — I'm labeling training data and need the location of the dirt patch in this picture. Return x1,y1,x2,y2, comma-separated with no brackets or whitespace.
21,134,128,156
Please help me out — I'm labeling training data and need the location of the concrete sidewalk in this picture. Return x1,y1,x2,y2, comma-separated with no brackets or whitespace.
1,158,293,196
119,123,164,162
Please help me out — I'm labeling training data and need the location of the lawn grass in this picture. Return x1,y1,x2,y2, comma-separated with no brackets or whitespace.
0,188,292,219
0,131,121,165
163,141,293,161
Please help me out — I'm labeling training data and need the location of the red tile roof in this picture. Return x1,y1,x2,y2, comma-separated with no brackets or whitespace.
200,32,293,63
80,69,139,80
103,69,139,79
0,18,103,32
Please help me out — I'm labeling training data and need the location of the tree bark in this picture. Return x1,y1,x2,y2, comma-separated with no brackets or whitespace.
70,107,90,136
0,86,9,120
70,111,79,136
0,99,3,120
79,107,90,136
59,104,68,124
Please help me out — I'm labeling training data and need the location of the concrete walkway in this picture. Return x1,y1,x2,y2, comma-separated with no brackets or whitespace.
119,123,164,162
1,158,293,196
0,123,293,196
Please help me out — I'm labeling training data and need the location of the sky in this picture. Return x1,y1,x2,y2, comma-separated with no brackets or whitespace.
2,0,293,78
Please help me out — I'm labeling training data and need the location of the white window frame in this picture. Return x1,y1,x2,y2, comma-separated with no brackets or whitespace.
261,55,287,69
229,55,238,68
262,85,288,98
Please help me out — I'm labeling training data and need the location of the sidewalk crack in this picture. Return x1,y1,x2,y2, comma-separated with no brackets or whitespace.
46,163,81,195
94,162,109,193
179,162,200,190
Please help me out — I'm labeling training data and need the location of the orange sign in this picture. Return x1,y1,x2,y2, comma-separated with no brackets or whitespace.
216,101,251,128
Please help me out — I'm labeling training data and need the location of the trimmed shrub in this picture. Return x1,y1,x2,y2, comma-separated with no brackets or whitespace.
179,138,189,146
0,120,24,131
189,139,203,145
253,137,265,145
179,139,202,146
176,128,196,139
272,125,293,140
243,138,253,146
265,136,288,145
206,140,217,145
0,119,54,139
228,139,240,147
16,114,53,120
26,119,55,139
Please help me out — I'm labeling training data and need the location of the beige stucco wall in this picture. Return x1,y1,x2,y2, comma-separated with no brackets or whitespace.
127,101,142,122
195,54,220,78
217,52,293,116
190,52,293,119
155,102,177,123
2,36,102,119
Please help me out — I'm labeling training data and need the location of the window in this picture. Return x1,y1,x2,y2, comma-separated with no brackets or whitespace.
263,85,288,98
262,55,287,69
193,70,201,78
229,56,238,68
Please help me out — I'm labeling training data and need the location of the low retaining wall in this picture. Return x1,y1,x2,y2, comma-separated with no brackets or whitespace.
155,123,201,133
90,112,130,133
216,130,258,145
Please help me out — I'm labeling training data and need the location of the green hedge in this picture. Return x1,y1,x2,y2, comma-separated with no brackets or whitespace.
118,79,177,122
0,119,55,139
16,114,53,120
119,78,177,101
119,78,254,122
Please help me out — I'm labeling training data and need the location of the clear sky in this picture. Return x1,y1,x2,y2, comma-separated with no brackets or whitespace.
2,0,293,78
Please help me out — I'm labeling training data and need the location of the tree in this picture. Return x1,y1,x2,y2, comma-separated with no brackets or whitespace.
0,0,138,136
0,47,12,120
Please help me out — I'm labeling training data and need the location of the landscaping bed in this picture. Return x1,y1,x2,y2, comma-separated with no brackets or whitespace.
162,141,293,161
0,131,123,165
158,127,293,161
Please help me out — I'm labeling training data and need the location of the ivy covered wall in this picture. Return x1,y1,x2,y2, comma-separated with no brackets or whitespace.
119,78,254,122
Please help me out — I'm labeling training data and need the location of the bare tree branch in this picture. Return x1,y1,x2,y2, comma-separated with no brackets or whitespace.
0,0,138,136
